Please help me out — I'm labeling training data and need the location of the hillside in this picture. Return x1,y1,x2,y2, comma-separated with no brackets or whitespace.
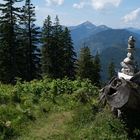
69,21,96,46
75,29,140,53
80,29,140,80
100,47,140,80
69,21,110,49
70,22,140,53
70,23,140,80
0,78,132,140
126,27,140,35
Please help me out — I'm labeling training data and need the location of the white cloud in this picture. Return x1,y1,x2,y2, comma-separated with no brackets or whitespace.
46,0,64,6
73,0,122,10
91,0,122,10
123,8,140,23
35,5,40,11
73,2,85,9
0,0,3,3
0,0,6,4
35,5,69,26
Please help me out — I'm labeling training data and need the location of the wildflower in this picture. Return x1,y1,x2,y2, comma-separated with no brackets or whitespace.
5,121,11,128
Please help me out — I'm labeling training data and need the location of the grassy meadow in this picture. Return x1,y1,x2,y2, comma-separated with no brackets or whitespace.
0,77,130,140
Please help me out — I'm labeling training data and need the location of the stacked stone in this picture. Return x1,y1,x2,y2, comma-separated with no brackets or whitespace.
118,36,136,80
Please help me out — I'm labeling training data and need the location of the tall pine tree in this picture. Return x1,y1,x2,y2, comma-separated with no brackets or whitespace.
42,16,69,79
17,0,41,81
0,0,23,83
41,16,76,79
41,15,63,78
93,52,101,86
52,15,64,78
41,15,53,77
108,61,116,80
76,46,95,83
62,27,76,79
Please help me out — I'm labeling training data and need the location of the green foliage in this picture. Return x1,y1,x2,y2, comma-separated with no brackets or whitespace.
17,0,41,81
41,15,53,78
67,106,128,140
0,0,23,83
62,27,76,79
76,46,101,86
76,46,95,82
108,61,116,80
90,109,128,140
93,52,101,86
0,77,98,139
0,77,137,140
41,16,76,79
0,0,40,83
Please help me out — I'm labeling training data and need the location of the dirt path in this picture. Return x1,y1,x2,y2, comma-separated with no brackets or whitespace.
18,111,73,140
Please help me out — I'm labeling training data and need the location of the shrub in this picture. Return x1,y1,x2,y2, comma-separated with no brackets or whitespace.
1,77,138,140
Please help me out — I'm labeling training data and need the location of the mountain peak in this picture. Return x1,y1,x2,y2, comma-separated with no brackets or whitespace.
82,21,93,25
82,21,95,26
79,21,96,29
97,25,110,30
126,27,140,35
98,25,107,28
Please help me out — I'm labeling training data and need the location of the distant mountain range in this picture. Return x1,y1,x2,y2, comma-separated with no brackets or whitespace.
127,27,140,35
69,21,110,51
69,21,140,81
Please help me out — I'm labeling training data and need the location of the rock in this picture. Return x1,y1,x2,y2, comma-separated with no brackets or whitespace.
118,36,136,79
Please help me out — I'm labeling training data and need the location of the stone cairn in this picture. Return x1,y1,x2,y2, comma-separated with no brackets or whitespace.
118,36,136,80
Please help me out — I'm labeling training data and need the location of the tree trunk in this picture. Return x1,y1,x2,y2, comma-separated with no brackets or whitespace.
100,76,140,113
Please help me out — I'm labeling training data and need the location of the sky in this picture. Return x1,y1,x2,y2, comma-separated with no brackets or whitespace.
1,0,140,28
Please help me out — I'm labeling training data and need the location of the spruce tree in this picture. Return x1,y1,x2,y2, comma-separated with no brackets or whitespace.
93,52,101,86
52,15,64,78
108,61,116,80
41,15,53,77
42,15,64,79
76,46,95,83
41,16,76,79
62,27,76,79
0,0,23,83
17,0,41,81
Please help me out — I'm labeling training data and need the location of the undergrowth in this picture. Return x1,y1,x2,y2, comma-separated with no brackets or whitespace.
0,77,135,140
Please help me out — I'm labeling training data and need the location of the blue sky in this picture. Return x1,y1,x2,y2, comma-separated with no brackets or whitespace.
34,0,140,28
1,0,140,28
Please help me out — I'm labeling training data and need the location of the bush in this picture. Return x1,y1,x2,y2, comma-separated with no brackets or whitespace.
90,109,128,140
67,106,128,140
0,77,131,140
0,77,99,139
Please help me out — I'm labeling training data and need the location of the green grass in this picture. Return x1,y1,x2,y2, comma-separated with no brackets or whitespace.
0,77,135,140
17,106,128,140
0,78,99,140
18,111,73,140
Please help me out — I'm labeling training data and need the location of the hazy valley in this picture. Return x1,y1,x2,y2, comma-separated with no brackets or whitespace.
69,21,140,80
